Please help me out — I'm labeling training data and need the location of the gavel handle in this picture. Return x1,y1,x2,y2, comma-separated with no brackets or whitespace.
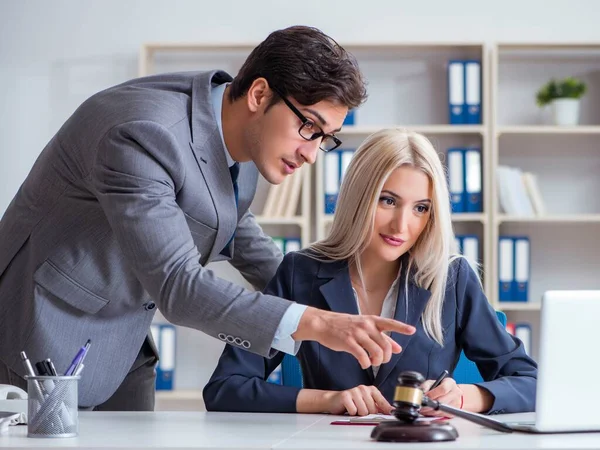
422,397,513,433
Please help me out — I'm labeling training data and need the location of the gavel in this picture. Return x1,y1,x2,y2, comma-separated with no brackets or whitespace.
371,370,513,442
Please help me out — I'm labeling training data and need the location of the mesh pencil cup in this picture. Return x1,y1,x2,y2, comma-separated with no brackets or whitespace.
25,375,80,438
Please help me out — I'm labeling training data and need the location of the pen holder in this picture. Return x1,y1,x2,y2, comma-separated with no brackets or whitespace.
25,375,79,438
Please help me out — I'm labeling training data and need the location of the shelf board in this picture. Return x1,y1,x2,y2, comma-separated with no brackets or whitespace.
497,125,600,135
340,125,485,135
320,213,485,224
321,216,334,226
155,390,203,400
498,302,541,311
497,214,600,224
256,216,305,226
452,213,486,223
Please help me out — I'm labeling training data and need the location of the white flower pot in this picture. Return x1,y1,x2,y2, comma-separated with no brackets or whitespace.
552,98,580,126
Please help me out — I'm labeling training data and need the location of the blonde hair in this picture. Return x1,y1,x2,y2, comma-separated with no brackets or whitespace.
309,129,459,345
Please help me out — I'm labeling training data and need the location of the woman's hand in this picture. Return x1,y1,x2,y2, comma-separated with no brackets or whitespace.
420,377,463,417
321,385,394,416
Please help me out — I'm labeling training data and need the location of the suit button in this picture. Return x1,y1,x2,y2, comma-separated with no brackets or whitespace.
234,337,243,346
242,340,251,349
144,302,156,311
218,333,227,341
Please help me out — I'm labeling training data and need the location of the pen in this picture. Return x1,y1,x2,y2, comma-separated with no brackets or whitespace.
46,359,58,376
429,369,449,391
65,339,91,376
20,351,45,398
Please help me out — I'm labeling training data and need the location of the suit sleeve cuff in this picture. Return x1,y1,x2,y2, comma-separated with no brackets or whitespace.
270,303,308,355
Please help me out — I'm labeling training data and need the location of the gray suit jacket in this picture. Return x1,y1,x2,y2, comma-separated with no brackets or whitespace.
0,70,290,407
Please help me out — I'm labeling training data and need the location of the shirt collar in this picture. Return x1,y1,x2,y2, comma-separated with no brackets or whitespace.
210,82,235,168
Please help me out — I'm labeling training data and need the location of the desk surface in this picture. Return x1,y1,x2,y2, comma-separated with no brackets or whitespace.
2,412,600,449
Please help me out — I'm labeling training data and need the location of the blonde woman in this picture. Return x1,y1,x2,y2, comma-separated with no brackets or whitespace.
203,129,537,416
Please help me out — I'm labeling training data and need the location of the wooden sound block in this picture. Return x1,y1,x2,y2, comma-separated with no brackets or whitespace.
371,420,459,442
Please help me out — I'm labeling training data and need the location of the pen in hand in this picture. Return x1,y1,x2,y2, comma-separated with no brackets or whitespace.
428,369,449,392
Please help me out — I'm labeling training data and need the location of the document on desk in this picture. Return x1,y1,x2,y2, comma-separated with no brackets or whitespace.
331,414,448,425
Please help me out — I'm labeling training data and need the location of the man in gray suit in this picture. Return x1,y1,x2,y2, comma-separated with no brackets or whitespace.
0,26,415,410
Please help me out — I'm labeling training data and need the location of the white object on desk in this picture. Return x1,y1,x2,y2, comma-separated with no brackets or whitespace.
0,384,27,420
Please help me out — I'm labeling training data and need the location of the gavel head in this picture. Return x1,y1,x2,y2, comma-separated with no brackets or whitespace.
392,371,425,423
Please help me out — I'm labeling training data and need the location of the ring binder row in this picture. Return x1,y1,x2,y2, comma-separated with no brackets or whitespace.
271,237,301,255
266,237,302,386
455,235,480,276
448,59,482,125
150,324,176,391
447,148,483,213
498,236,530,302
323,148,355,215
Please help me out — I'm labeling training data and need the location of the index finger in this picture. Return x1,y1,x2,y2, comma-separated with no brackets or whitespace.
374,317,416,335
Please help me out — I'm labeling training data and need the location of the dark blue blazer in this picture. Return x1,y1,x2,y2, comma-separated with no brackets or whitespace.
203,252,537,414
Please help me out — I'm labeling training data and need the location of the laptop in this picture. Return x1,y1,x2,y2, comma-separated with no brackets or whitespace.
500,290,600,433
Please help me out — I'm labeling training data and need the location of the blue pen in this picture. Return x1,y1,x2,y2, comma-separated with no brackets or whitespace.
65,339,91,376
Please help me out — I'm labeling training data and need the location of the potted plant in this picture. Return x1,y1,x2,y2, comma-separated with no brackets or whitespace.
536,77,587,126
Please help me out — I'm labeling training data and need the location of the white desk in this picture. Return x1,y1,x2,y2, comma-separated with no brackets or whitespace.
2,412,600,449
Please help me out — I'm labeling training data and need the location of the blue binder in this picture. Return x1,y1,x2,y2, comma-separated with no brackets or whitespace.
514,323,532,355
284,238,301,254
153,324,176,391
460,234,479,274
267,364,283,385
464,147,482,212
464,60,482,124
498,237,514,302
447,148,465,212
448,60,465,124
513,236,530,302
324,151,340,214
343,109,355,126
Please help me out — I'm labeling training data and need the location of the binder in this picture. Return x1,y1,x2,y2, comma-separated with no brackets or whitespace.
272,237,285,254
447,148,465,212
324,151,340,214
515,323,532,356
498,237,514,302
464,60,481,124
448,60,465,124
343,109,355,126
284,238,301,254
506,322,516,336
156,324,176,391
339,149,355,184
267,364,283,385
464,148,482,212
455,236,462,254
513,237,530,302
461,235,479,274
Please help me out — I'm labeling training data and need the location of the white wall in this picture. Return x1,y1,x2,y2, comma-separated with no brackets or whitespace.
2,0,600,214
1,0,599,391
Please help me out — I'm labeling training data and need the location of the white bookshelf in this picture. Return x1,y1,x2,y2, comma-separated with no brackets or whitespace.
137,40,600,398
491,43,600,359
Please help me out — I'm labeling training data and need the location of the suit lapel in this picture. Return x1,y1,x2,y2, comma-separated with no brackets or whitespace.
318,260,375,383
373,269,431,387
188,71,238,262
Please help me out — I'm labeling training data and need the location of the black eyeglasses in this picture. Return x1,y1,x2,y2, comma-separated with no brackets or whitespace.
271,86,342,152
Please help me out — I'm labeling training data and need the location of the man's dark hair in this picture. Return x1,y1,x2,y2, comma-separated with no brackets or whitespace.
229,26,367,109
